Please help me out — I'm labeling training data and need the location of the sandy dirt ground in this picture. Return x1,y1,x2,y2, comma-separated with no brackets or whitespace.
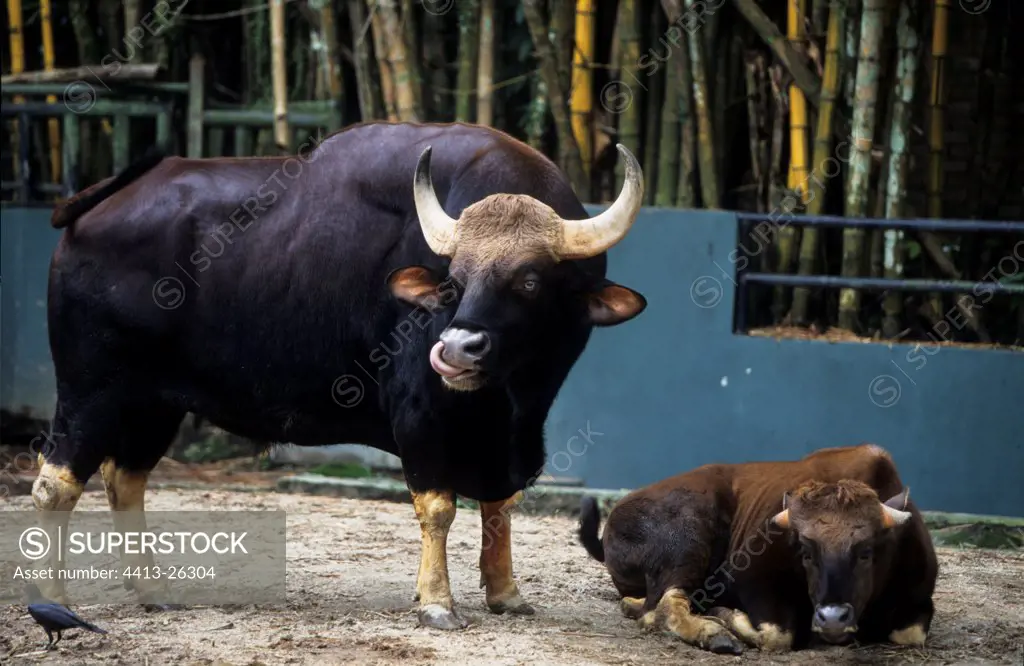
2,488,1022,666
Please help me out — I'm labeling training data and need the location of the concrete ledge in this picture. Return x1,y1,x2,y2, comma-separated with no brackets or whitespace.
273,474,1024,539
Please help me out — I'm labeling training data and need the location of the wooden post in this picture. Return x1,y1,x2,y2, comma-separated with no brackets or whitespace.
187,53,205,158
270,0,290,150
40,0,61,185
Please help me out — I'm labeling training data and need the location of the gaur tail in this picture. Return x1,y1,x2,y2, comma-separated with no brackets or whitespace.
578,495,605,563
50,144,168,229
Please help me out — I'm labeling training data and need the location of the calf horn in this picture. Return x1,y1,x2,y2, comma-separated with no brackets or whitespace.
880,503,912,528
558,144,644,260
412,146,457,257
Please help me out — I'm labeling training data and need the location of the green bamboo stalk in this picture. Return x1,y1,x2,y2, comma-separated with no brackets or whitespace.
839,0,886,333
655,54,682,207
455,0,481,123
641,4,665,205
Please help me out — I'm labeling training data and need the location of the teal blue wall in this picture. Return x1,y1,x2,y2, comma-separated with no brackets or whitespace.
2,207,1022,515
1,208,60,420
545,208,1023,517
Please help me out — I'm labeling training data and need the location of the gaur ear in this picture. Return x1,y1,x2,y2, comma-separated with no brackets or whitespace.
880,487,912,528
587,281,646,326
387,266,448,311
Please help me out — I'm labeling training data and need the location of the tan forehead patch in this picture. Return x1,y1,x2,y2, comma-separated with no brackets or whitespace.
789,479,884,545
451,194,562,270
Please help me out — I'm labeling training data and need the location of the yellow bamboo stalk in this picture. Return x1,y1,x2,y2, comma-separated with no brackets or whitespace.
570,0,594,176
270,0,290,150
928,0,949,218
41,0,61,184
7,0,25,178
788,0,809,202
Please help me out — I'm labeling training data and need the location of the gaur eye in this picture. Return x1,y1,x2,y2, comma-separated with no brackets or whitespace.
859,547,874,561
517,276,540,294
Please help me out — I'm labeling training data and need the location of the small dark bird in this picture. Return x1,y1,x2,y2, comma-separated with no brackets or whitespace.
24,583,108,650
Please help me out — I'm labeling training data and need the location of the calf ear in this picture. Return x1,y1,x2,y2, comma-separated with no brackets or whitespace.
883,487,910,511
387,266,448,311
588,281,646,326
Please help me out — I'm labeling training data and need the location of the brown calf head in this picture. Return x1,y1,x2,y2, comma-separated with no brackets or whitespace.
388,145,646,391
770,479,912,644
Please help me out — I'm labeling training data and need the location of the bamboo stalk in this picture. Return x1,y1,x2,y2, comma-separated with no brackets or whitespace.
523,0,587,197
731,0,822,108
455,0,480,123
375,0,421,121
270,0,290,150
743,54,766,212
687,0,719,208
675,27,697,209
881,0,919,336
641,4,665,205
40,0,61,185
422,8,448,119
319,0,345,107
614,0,643,193
477,0,495,126
400,0,424,117
550,0,576,101
928,0,949,218
348,0,382,120
791,2,842,324
838,0,886,333
655,54,682,207
525,73,549,150
369,3,398,120
6,0,25,179
788,0,810,203
571,0,595,177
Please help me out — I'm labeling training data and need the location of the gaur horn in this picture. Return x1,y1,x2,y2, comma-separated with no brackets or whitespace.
558,144,644,259
412,146,458,257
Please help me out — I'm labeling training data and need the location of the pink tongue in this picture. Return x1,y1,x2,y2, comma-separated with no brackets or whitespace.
430,341,467,378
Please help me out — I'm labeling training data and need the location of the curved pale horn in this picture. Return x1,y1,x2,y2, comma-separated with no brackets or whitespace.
770,508,791,529
880,503,912,528
412,146,457,257
558,144,645,259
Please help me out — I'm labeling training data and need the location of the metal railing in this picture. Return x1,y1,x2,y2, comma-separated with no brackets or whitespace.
732,212,1024,333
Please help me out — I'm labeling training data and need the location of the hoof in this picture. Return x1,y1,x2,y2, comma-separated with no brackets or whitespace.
418,604,469,630
142,602,184,612
487,595,535,616
708,633,744,655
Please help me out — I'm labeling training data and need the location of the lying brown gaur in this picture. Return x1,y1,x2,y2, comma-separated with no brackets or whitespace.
578,444,938,654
